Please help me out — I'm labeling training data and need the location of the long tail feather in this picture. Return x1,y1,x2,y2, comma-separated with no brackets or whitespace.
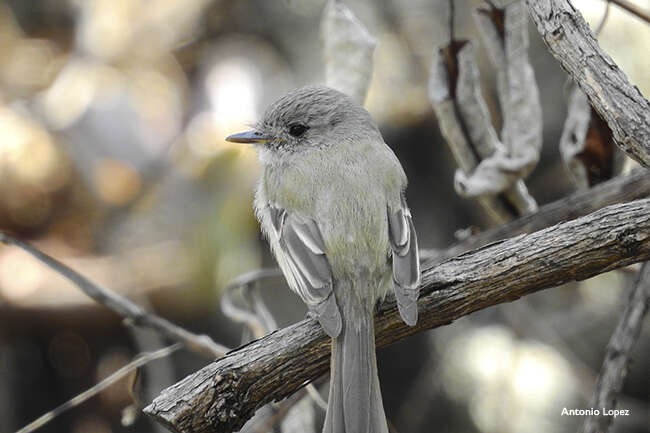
322,312,388,433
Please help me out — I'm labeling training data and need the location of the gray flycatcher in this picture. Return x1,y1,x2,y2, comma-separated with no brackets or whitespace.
226,85,420,433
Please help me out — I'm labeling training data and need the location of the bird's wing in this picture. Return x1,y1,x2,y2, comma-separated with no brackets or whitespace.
269,205,342,338
387,197,421,326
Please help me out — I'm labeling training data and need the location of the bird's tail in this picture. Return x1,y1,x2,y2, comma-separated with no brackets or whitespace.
322,311,389,433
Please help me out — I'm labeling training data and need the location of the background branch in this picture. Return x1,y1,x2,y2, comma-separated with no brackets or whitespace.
144,199,650,433
607,0,650,24
433,170,650,261
16,343,183,433
579,262,650,433
0,234,228,359
525,0,650,167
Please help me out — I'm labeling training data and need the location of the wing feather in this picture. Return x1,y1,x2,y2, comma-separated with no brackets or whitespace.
388,198,421,326
284,226,330,288
269,205,342,337
292,220,327,255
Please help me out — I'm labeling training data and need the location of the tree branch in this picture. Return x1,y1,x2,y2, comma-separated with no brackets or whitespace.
579,262,650,433
144,199,650,433
437,170,650,260
525,0,650,167
607,0,650,25
0,234,228,358
16,343,183,433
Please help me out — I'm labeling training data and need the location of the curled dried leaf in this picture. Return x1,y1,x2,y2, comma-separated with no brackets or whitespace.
560,85,620,188
429,41,536,223
463,1,542,198
321,0,376,104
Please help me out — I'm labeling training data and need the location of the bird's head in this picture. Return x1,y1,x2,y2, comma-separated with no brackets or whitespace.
226,85,379,159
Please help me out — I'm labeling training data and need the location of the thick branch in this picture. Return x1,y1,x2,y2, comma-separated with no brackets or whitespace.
579,262,650,433
439,170,650,260
145,199,650,433
525,0,650,167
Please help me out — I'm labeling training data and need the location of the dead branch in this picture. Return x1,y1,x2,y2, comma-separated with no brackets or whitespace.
579,262,650,433
607,0,650,24
438,170,650,261
144,199,650,433
0,234,228,358
16,343,183,433
525,0,650,167
221,269,283,340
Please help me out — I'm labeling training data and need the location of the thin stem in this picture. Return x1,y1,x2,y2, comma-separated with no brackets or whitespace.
595,1,611,36
448,0,455,41
607,0,650,25
579,263,650,433
16,343,183,433
0,234,228,358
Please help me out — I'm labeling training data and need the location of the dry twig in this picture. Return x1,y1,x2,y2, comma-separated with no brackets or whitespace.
607,0,650,24
579,262,650,433
221,269,282,340
221,268,326,432
16,343,183,433
0,234,227,358
435,169,650,261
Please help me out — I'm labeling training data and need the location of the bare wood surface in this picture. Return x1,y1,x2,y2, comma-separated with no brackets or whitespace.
145,199,650,433
525,0,650,167
579,262,650,433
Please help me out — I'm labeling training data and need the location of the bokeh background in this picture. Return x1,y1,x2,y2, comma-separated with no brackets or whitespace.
0,0,648,432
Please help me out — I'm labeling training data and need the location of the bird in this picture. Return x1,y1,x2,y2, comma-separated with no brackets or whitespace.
226,85,420,433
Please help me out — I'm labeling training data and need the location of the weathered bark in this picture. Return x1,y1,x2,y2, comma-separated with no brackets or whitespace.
525,0,650,167
145,199,650,433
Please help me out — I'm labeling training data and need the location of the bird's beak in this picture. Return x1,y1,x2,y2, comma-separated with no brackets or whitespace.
225,130,269,144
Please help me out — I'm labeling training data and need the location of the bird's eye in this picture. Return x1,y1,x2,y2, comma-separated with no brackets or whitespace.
288,124,308,137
